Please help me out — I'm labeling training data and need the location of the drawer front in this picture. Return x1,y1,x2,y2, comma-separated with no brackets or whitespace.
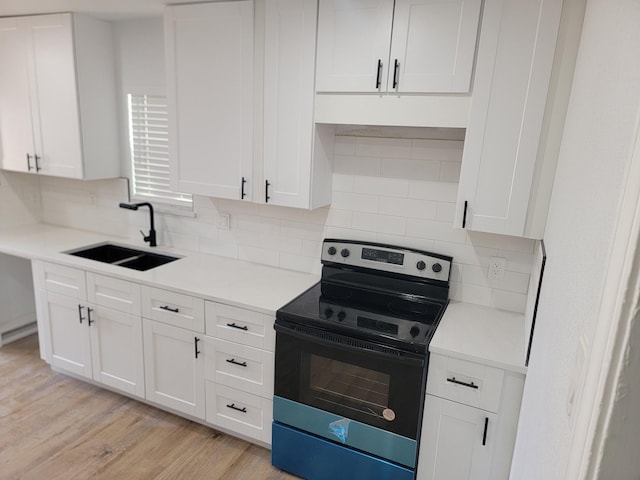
205,302,275,351
142,286,205,332
87,272,141,315
203,336,274,397
205,382,272,444
426,354,504,413
39,262,86,299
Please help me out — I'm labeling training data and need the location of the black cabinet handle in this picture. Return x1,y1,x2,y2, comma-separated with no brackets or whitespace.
226,358,248,367
482,417,489,446
160,305,179,313
226,403,247,413
241,177,247,199
226,322,248,331
265,180,271,203
34,154,41,172
375,59,382,89
78,304,85,324
26,153,33,171
393,59,399,89
462,200,468,228
87,307,94,326
446,376,478,389
194,337,201,359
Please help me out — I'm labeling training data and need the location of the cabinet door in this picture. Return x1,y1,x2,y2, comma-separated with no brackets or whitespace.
0,18,34,173
165,1,253,199
455,0,562,237
28,14,83,178
263,0,318,208
143,319,205,419
44,291,92,379
316,0,395,92
90,306,144,398
417,395,496,480
389,0,481,93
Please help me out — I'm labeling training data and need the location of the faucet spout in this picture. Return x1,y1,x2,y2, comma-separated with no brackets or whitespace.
119,202,157,247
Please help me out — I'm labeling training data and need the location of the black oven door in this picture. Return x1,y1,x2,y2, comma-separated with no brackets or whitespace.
274,319,426,440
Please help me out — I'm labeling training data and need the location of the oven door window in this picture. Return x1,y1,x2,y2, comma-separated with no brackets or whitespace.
275,326,425,439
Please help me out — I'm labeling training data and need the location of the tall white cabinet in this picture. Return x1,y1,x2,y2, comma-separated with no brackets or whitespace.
165,1,254,200
261,0,334,209
454,0,565,238
0,14,119,179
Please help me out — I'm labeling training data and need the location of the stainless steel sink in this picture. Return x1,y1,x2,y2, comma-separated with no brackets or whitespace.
66,243,180,271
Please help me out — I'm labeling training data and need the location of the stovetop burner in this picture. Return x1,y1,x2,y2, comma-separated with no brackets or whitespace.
276,239,453,354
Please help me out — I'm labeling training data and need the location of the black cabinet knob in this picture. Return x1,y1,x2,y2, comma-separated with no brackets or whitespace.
340,249,350,258
432,263,442,273
416,261,426,271
327,246,337,255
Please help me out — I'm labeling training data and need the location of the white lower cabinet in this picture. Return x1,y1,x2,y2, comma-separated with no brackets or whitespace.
418,395,496,480
142,318,205,419
34,260,277,447
418,354,525,480
36,262,145,398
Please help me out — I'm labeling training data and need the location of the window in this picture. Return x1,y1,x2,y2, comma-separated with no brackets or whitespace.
127,93,192,207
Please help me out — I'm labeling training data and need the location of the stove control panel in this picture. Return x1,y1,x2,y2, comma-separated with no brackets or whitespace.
322,239,452,282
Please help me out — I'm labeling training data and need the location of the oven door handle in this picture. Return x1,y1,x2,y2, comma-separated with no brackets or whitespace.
274,322,425,367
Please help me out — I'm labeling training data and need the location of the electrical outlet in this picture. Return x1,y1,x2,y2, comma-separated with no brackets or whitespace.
488,256,506,280
216,213,230,230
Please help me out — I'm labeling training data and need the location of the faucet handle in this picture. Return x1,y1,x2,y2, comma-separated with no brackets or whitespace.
140,230,149,241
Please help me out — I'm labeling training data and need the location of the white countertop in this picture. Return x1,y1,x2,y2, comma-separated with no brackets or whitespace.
432,301,527,374
0,223,319,314
0,223,528,373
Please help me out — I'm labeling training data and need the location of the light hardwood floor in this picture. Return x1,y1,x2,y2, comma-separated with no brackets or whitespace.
0,335,298,480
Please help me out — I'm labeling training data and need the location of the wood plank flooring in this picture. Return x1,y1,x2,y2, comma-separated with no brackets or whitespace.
0,335,298,480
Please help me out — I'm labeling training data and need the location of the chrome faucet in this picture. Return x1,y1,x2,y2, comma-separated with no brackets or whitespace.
119,202,157,247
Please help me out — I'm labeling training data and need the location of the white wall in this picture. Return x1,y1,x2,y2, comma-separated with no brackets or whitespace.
0,171,40,227
510,0,640,477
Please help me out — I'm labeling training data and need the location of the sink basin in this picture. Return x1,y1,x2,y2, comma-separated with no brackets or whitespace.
66,243,180,271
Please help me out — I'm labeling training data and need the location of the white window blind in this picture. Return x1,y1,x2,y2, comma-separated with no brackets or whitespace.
127,93,192,206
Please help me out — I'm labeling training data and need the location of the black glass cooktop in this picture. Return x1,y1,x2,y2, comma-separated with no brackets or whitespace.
276,282,448,354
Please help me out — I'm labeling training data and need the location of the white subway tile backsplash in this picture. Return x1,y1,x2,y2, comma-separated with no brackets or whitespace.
352,212,406,236
31,134,534,314
356,136,411,159
378,197,437,220
439,161,462,183
410,139,464,162
380,158,440,181
333,154,382,176
406,219,468,244
354,176,409,198
409,180,458,202
332,191,379,213
332,174,355,192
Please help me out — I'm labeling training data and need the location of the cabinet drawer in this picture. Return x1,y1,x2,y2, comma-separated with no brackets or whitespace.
203,337,274,398
142,286,205,332
426,354,504,413
87,272,141,315
205,382,272,444
39,262,86,299
205,302,275,351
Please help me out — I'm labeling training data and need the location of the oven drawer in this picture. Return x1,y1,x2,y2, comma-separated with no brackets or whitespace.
142,286,205,332
426,354,504,413
205,382,272,444
203,337,274,397
205,302,275,351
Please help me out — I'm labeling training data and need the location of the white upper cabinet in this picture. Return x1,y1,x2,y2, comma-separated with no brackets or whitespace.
165,1,254,200
455,0,564,238
315,0,482,94
261,0,334,209
0,14,119,179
